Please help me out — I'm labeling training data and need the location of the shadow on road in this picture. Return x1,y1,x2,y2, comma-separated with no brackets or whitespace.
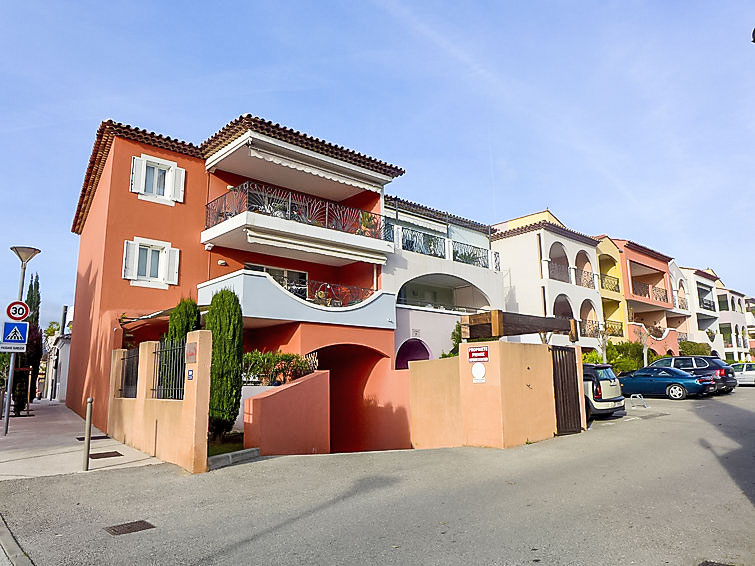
696,394,755,507
193,474,399,564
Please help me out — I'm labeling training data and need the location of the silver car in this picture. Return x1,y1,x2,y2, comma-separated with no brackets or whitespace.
730,362,755,385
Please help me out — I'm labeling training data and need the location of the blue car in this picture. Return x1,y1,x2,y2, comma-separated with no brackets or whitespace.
618,367,717,400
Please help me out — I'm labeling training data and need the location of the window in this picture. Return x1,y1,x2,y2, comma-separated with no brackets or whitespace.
122,237,179,289
651,358,672,367
130,154,185,205
746,364,755,372
693,357,709,368
673,357,694,370
244,263,308,299
717,295,729,311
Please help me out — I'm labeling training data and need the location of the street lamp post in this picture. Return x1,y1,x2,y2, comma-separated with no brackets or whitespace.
2,246,41,435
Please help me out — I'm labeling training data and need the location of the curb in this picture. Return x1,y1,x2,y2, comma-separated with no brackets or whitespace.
0,514,34,566
208,447,261,471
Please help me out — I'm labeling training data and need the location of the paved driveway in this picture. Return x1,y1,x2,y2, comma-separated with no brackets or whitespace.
1,390,754,565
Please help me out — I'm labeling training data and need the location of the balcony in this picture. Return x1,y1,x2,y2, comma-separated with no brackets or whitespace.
647,325,666,339
196,269,396,330
600,274,620,293
631,281,668,303
202,181,394,266
580,319,600,338
574,269,595,289
548,262,570,283
699,297,716,312
605,320,624,337
677,297,688,310
396,225,499,271
396,296,482,314
678,331,688,342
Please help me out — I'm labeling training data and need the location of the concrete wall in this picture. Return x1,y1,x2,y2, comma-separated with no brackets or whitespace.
107,330,211,474
233,385,274,431
244,371,330,456
409,341,581,450
394,306,460,360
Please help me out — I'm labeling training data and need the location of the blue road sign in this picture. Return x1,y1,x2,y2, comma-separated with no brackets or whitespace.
3,322,28,344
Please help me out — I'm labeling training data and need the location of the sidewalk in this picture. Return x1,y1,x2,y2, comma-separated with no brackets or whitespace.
0,400,160,481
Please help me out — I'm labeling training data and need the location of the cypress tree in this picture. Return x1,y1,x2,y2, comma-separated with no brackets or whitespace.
205,290,243,438
166,298,201,343
14,274,42,414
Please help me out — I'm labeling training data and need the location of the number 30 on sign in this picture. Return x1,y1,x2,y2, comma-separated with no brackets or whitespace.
6,301,30,322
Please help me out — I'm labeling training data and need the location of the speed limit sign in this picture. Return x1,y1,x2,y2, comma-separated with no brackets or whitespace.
6,301,29,322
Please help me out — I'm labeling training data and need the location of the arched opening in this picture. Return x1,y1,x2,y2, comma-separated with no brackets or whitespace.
677,281,686,299
397,273,490,312
313,344,409,453
395,338,431,370
548,242,570,282
553,294,574,320
575,250,593,273
711,350,720,358
579,299,598,337
649,348,658,357
574,251,594,288
666,349,674,356
598,254,619,292
731,297,736,311
739,299,744,313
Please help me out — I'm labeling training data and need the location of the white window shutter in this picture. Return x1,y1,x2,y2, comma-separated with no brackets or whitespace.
130,157,146,193
165,248,180,285
122,240,138,279
173,166,185,202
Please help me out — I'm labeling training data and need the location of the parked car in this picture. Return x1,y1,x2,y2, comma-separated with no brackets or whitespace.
730,362,755,386
583,363,624,419
618,367,716,400
648,356,737,393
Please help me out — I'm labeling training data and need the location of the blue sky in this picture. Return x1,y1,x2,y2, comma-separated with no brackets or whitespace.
1,1,753,328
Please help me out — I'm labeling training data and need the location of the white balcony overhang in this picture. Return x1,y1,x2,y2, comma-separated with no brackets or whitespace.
205,130,392,201
197,269,396,330
201,211,393,266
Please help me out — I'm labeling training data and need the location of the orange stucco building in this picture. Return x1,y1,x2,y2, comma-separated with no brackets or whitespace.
69,116,413,451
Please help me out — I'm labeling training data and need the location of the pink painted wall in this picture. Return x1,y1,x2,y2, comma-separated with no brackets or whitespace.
244,370,330,455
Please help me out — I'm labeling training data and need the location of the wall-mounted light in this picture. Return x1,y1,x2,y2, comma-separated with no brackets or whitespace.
218,260,228,266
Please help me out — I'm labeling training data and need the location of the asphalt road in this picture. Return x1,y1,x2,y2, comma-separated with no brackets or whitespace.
1,389,754,566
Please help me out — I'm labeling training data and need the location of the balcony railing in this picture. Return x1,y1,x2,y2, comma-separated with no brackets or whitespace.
677,331,688,342
706,329,716,342
580,319,600,338
205,181,389,240
574,269,595,289
401,226,446,258
647,325,666,339
396,296,482,314
270,275,374,308
631,281,668,303
677,297,688,310
600,274,620,293
699,297,716,311
548,262,570,283
652,286,668,302
453,241,489,269
605,320,623,337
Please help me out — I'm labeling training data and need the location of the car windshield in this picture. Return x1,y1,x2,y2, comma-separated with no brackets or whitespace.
596,368,617,381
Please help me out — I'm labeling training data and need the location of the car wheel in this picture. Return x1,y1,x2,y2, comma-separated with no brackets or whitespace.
666,384,687,400
722,388,733,394
584,398,593,422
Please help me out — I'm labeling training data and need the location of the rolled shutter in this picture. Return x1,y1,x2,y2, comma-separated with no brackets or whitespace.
173,166,185,202
122,241,138,279
165,248,180,285
130,157,146,193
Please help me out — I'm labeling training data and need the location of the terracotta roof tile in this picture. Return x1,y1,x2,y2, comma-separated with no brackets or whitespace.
491,220,599,246
201,114,405,178
384,195,492,234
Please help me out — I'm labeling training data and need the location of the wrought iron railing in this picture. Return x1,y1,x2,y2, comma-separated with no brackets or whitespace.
677,331,688,342
152,339,186,400
600,273,620,292
269,275,374,307
604,320,623,337
632,280,650,298
574,269,595,289
493,251,500,271
677,297,688,310
580,319,600,338
548,262,570,283
119,348,139,398
452,241,489,269
700,297,716,311
706,329,716,342
647,325,666,339
396,296,482,313
652,286,668,303
205,181,388,241
401,226,446,258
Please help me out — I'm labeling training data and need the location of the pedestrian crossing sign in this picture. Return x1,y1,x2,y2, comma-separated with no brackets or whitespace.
2,321,28,344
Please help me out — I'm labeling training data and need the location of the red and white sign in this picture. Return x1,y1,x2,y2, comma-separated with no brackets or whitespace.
468,345,489,362
6,301,29,322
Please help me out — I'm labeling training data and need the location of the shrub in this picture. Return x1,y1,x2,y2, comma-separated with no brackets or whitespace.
242,350,316,385
679,341,711,356
582,350,603,364
206,290,243,438
166,298,200,343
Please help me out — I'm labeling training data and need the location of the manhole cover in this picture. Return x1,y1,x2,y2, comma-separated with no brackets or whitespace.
76,435,109,441
89,451,122,459
104,520,155,536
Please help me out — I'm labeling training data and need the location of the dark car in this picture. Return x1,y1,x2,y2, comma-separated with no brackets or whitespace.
618,367,716,400
583,363,624,419
648,356,737,393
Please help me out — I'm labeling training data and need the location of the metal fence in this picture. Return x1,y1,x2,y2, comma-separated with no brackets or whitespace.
270,275,374,307
401,226,446,258
600,273,620,292
119,348,139,398
605,320,623,337
574,269,595,289
548,262,570,283
579,319,600,338
152,339,186,400
452,241,489,269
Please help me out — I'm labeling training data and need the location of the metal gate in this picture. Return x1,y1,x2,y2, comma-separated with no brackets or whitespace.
551,346,582,435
